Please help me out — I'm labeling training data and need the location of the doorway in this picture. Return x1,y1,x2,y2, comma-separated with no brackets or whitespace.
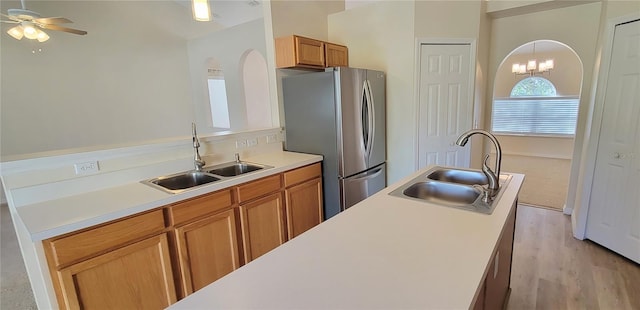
584,19,640,263
416,40,475,170
491,40,583,210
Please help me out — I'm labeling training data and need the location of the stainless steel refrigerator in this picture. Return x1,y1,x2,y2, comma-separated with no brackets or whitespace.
282,67,386,219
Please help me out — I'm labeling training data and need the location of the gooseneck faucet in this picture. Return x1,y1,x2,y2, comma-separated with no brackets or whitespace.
192,123,205,171
455,129,502,199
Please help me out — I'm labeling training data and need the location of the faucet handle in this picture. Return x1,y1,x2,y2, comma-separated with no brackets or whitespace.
235,153,240,163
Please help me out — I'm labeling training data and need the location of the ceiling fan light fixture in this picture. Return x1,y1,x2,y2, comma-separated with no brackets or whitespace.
22,23,38,39
7,25,24,40
36,29,49,42
192,0,211,21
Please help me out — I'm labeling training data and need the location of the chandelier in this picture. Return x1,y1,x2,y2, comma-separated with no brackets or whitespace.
512,42,554,76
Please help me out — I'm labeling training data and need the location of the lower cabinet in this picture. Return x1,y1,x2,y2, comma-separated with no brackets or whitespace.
44,209,175,310
44,162,324,309
167,189,238,297
173,208,240,295
284,163,323,239
239,192,287,262
473,202,517,310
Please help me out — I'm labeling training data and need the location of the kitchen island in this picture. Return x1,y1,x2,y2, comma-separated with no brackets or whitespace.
168,166,525,309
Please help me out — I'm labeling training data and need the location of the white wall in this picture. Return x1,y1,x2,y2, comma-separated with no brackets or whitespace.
0,1,270,159
0,1,197,157
328,1,416,183
188,18,269,132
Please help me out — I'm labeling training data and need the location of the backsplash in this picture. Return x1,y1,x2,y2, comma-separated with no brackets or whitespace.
1,128,284,208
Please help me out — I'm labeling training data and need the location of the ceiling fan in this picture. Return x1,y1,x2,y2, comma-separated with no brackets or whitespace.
1,0,87,42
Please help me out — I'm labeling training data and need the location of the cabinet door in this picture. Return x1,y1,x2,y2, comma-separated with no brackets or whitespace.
295,36,325,67
240,193,286,262
285,177,323,239
55,233,176,310
174,209,240,296
325,43,348,67
484,205,516,310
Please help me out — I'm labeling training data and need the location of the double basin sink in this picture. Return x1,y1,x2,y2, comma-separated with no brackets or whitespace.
142,161,272,194
389,166,512,214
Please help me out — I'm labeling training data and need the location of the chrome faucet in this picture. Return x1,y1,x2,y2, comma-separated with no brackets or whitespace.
455,129,502,200
192,123,205,171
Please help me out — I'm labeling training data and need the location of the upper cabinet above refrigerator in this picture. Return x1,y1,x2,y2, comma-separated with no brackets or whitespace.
275,35,349,70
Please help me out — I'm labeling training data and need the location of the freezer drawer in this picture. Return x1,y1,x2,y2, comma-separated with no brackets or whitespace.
340,163,386,210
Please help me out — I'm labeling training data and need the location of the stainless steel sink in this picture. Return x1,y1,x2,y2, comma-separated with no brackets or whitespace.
205,161,267,177
142,160,273,194
389,166,512,214
426,168,488,185
144,171,221,194
403,181,480,205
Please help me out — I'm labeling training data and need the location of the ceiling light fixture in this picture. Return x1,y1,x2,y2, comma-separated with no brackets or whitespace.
5,22,49,42
512,42,554,76
7,25,24,40
192,0,211,21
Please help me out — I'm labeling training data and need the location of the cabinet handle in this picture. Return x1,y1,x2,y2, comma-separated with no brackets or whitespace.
493,251,500,279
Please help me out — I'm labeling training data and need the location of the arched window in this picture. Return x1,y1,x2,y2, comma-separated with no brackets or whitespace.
492,77,578,136
510,77,557,97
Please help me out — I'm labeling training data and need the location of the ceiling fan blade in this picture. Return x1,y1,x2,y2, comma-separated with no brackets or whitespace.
34,17,72,24
1,20,20,24
1,12,20,22
40,23,87,35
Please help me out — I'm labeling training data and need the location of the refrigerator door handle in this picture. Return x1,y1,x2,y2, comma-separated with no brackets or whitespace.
361,80,370,157
364,80,375,160
349,165,384,181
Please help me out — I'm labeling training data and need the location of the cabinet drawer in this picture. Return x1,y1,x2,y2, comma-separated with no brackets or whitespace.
284,163,321,187
46,210,165,267
237,175,282,203
168,189,233,226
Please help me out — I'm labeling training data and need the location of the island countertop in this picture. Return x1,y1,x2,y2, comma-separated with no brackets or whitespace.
168,166,525,310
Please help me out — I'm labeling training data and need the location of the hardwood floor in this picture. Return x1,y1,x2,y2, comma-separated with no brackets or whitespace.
508,205,640,310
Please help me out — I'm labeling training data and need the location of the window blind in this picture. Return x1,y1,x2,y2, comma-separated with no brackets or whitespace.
492,96,579,136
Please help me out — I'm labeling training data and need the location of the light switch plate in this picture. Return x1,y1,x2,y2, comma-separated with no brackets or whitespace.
247,138,258,147
74,161,99,174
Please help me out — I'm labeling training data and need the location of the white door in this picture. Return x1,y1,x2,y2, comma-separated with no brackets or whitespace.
586,20,640,263
417,43,473,169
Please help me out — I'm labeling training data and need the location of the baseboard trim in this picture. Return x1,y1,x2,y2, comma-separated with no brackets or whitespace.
518,203,563,212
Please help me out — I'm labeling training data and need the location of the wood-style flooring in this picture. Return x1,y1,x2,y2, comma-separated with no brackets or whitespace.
507,205,640,310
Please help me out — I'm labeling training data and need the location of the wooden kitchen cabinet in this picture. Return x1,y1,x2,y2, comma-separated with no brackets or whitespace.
168,189,239,297
325,42,349,67
472,202,517,310
275,35,348,69
43,162,325,308
173,208,240,295
237,175,286,262
284,163,323,239
44,210,175,310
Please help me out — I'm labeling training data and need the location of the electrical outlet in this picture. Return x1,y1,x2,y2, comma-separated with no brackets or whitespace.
247,138,258,147
266,134,278,144
236,140,248,149
74,161,99,175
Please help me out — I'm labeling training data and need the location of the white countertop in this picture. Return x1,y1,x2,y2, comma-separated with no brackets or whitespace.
168,166,524,310
16,151,322,241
